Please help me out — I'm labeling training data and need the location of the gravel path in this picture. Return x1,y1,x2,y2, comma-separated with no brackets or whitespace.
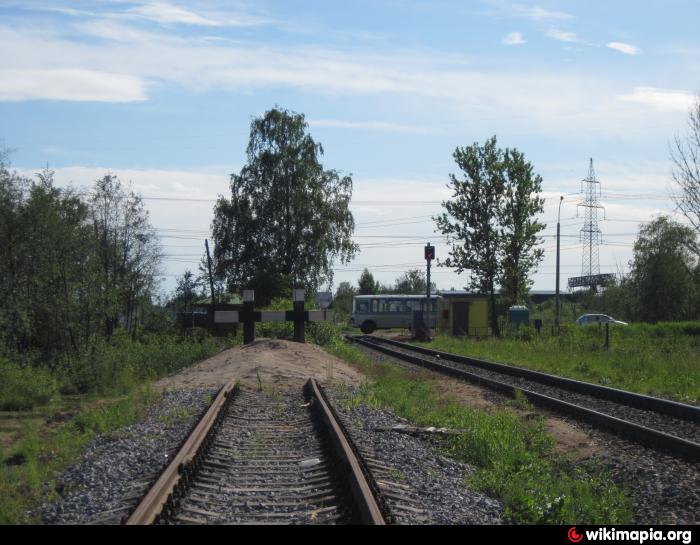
326,385,503,525
40,388,216,524
365,339,700,445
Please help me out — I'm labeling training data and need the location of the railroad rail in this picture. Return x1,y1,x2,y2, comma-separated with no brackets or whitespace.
126,378,387,525
348,335,700,461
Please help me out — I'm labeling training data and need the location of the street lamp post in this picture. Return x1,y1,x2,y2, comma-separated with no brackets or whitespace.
555,196,564,332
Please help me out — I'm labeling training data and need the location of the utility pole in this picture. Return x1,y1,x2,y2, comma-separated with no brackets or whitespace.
555,196,563,332
205,239,216,330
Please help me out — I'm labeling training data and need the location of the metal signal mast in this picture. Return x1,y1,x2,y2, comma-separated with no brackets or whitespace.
568,159,614,291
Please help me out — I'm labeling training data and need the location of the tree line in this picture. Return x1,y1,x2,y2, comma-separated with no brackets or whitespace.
0,154,161,361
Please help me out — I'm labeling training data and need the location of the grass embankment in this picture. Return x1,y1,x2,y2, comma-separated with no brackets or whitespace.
324,333,631,524
0,332,237,524
423,323,700,405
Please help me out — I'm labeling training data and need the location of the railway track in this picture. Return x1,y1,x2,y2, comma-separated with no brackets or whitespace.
348,335,700,461
125,378,388,525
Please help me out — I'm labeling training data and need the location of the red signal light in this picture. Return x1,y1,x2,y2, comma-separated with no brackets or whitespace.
424,244,435,261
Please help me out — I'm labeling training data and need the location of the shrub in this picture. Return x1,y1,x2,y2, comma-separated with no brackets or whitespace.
0,358,58,411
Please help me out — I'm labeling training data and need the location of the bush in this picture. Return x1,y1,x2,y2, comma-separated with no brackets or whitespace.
0,359,58,411
59,332,230,395
307,321,343,347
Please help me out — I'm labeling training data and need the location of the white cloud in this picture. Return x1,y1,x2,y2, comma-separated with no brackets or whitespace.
546,29,578,42
0,21,689,137
481,1,574,22
607,42,639,55
617,87,695,112
516,6,573,22
21,1,272,28
0,68,148,102
502,32,526,45
125,2,221,26
309,119,434,133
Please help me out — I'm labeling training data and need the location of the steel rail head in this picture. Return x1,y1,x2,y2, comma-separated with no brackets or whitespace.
305,378,387,525
125,379,238,525
347,335,700,462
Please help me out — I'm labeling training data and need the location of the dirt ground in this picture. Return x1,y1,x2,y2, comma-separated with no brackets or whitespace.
432,376,601,458
153,338,365,393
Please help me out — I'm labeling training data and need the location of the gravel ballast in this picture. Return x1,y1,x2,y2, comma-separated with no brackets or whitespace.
326,385,503,525
40,387,216,525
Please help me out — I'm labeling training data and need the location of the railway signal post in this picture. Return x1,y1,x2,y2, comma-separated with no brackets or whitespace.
424,243,435,341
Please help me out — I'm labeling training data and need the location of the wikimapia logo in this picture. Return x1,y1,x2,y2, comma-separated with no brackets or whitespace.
569,527,584,543
567,527,693,544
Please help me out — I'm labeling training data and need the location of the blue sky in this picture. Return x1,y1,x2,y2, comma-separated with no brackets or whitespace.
1,0,699,296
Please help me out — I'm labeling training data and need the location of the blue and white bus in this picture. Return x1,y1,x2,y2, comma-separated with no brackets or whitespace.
351,294,439,334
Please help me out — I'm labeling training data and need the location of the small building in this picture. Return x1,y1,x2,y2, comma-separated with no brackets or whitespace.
437,291,490,337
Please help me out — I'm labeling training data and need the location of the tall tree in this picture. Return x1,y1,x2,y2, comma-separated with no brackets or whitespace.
0,158,95,356
498,148,546,305
435,136,505,335
172,269,203,312
89,175,161,336
358,268,380,295
629,216,699,322
671,93,700,256
212,107,358,304
435,136,545,334
393,268,436,294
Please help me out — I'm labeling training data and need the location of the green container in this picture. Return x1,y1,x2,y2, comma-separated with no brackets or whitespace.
508,305,529,329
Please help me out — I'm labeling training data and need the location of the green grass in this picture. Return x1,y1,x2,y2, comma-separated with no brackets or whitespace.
0,330,240,524
56,332,238,396
323,338,631,524
0,387,158,524
0,359,58,411
421,323,699,405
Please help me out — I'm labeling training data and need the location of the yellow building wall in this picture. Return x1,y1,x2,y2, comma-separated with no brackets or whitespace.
438,297,490,336
468,299,489,336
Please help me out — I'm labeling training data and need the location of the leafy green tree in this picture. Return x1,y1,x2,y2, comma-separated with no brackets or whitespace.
498,148,546,305
172,270,203,312
435,136,545,334
332,281,357,320
393,268,436,294
212,107,358,304
629,216,699,322
88,175,161,337
435,136,505,335
0,159,95,356
358,268,380,295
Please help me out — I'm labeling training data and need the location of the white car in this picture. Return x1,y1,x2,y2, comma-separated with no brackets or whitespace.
576,314,628,326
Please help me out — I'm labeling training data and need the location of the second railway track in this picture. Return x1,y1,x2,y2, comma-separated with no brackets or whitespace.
348,334,700,461
127,378,388,525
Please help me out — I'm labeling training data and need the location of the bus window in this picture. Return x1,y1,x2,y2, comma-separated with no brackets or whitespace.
388,299,403,312
356,300,369,313
372,299,389,313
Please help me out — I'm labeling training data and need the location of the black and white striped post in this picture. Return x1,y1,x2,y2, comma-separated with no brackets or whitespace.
242,290,255,344
293,289,305,343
